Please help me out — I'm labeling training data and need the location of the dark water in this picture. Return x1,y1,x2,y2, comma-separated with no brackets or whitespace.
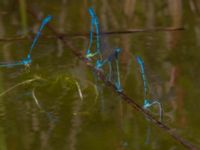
0,0,200,150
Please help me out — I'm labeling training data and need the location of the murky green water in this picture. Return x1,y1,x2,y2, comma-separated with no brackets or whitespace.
0,0,200,150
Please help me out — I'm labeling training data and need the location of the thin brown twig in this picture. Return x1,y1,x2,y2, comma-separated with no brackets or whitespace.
0,35,53,42
58,27,184,37
0,26,184,42
27,7,197,150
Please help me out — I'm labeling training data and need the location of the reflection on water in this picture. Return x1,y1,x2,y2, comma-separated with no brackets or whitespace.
0,0,200,150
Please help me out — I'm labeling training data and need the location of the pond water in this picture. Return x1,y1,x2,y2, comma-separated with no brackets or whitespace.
0,0,200,150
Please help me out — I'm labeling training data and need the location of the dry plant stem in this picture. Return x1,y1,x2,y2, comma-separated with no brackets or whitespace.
27,8,197,150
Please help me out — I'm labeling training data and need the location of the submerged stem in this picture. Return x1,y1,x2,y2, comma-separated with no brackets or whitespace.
0,76,44,97
32,88,42,110
75,81,83,101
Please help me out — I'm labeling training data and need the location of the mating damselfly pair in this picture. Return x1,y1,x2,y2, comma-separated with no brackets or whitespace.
0,15,52,68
